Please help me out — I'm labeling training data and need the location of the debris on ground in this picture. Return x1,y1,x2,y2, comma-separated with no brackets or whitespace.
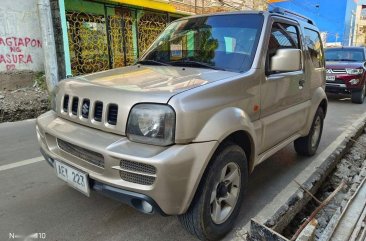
0,73,50,123
282,131,366,240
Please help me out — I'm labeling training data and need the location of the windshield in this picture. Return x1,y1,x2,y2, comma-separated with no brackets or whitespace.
139,14,264,72
325,48,365,62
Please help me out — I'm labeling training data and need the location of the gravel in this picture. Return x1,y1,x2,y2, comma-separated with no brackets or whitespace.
0,87,50,123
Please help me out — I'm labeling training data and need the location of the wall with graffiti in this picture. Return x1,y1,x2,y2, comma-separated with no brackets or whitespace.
0,0,44,72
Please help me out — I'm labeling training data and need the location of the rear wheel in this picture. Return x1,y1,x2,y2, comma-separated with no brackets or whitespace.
294,108,324,156
351,84,365,104
178,143,248,241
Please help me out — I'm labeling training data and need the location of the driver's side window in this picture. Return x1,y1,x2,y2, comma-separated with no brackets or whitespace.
266,22,301,74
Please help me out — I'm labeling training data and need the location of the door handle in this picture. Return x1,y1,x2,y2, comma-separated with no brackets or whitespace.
299,79,305,89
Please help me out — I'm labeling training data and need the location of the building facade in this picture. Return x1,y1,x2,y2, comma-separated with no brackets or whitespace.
353,3,366,46
0,0,45,90
52,0,184,78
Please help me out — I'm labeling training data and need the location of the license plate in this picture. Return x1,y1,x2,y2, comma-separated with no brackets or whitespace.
326,75,335,81
55,160,90,196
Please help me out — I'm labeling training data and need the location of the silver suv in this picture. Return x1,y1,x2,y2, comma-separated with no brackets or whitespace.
37,8,327,240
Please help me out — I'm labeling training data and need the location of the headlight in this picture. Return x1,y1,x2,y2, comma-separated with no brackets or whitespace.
346,68,364,75
126,104,175,146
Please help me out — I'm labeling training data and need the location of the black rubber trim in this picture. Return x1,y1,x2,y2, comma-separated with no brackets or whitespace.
91,180,167,216
40,148,54,168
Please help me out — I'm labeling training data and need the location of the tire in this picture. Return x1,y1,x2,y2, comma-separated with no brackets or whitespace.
178,143,248,241
294,108,324,156
351,84,366,104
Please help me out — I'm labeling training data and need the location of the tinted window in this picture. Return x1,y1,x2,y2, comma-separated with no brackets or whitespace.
141,14,264,72
270,23,300,49
267,22,300,73
325,48,365,62
304,28,324,68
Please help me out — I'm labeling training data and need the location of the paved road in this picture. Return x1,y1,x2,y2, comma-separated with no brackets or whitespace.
0,95,365,241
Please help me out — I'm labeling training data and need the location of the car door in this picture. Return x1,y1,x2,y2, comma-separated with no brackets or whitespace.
259,18,310,153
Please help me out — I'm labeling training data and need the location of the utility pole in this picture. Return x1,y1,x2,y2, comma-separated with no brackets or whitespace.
37,0,59,93
349,10,355,46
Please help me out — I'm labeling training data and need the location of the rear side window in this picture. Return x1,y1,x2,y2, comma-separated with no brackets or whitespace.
304,28,324,68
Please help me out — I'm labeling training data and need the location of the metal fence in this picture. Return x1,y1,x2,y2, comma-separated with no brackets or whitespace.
66,4,171,76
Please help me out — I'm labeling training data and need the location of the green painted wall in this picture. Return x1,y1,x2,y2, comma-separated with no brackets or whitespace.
65,0,115,15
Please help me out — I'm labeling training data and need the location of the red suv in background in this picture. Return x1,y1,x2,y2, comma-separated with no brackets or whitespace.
325,47,366,104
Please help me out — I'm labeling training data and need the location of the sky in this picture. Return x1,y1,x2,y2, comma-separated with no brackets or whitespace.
270,0,365,44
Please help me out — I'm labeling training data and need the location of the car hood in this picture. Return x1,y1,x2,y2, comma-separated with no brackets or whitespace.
326,61,365,69
64,65,239,100
55,65,240,135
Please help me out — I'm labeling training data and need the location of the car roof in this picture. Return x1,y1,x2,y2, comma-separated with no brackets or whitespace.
172,10,317,29
326,47,365,50
173,11,263,22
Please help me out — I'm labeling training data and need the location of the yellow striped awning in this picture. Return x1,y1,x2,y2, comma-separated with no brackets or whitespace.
109,0,176,13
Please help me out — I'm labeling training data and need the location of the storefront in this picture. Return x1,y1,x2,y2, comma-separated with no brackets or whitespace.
57,0,184,76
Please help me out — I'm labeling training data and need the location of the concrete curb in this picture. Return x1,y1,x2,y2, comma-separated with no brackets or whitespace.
245,111,366,239
266,113,366,232
319,164,366,240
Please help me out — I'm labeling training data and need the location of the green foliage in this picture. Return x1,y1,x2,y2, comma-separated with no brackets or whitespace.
197,28,218,64
33,72,47,91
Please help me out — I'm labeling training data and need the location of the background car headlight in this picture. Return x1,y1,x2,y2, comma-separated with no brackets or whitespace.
346,68,364,75
126,104,175,146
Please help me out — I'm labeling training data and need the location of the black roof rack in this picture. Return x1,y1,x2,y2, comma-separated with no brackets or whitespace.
270,7,314,25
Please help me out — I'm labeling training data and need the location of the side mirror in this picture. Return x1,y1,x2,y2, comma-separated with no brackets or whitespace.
271,49,302,72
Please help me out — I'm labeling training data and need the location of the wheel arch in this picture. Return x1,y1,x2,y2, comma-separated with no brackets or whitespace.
218,130,255,173
303,87,328,135
319,98,328,116
193,107,257,173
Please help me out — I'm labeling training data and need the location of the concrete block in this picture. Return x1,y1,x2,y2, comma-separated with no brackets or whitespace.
296,219,318,241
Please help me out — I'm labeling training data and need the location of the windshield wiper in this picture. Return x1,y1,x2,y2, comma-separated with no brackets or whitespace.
136,59,171,66
169,60,225,71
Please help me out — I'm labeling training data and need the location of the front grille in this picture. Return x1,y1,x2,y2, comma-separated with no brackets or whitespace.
334,79,345,84
81,99,90,118
331,69,347,74
94,101,103,122
120,171,156,185
61,94,120,128
107,104,118,125
120,160,156,175
71,97,79,115
57,138,105,168
63,95,69,112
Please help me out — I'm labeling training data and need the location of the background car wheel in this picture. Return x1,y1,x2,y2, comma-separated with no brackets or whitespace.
294,108,324,156
351,84,365,104
178,142,248,241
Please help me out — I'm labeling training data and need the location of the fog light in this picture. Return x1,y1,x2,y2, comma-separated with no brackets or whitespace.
350,79,360,85
142,201,153,213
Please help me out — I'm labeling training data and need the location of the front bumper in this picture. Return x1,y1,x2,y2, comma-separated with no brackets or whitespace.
325,83,349,94
36,111,218,215
40,148,166,214
325,74,364,94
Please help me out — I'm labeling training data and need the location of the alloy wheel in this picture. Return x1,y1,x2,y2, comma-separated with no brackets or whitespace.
210,162,241,224
311,116,321,149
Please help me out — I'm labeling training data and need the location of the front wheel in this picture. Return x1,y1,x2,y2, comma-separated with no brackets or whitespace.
294,108,324,156
178,143,248,241
351,84,366,104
